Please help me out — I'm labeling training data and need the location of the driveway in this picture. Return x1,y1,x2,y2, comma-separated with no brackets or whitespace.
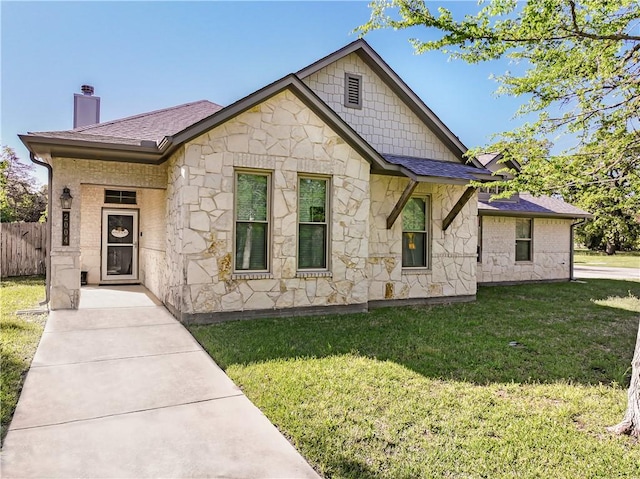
1,286,319,479
574,265,639,281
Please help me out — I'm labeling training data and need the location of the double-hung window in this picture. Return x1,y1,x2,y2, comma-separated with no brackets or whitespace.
402,197,429,268
298,177,328,270
235,172,270,271
515,218,532,262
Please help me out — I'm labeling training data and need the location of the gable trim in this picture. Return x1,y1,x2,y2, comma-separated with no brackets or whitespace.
161,74,396,173
297,39,483,168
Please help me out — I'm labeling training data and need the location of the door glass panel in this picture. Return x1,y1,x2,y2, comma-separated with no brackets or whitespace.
108,215,134,244
106,246,133,275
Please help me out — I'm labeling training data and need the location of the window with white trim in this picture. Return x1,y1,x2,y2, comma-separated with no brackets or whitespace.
402,197,430,268
515,218,532,262
235,172,270,271
298,177,328,270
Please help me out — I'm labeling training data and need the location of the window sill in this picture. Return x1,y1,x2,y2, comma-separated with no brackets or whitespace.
402,268,432,275
231,272,273,280
297,271,332,278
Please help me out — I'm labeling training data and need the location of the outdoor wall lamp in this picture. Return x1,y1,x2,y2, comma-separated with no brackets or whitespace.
60,187,73,210
60,187,72,246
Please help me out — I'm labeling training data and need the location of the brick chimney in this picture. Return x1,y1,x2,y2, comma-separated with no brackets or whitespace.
73,85,100,128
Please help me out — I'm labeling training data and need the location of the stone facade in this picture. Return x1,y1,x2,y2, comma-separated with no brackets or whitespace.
368,175,477,302
31,41,583,316
165,90,371,317
302,52,460,162
477,216,572,283
50,157,167,309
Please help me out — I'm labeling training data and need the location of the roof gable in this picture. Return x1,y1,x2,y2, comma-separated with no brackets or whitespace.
297,39,483,168
479,193,591,219
20,40,491,183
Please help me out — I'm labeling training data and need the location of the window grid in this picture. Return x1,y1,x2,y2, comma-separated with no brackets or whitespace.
515,218,533,262
234,172,270,272
298,177,329,271
105,189,136,205
402,196,430,269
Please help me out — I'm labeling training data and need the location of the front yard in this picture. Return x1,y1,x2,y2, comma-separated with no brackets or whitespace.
0,276,46,443
190,280,640,478
574,250,640,269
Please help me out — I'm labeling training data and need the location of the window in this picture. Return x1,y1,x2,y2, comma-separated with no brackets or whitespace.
515,218,532,262
105,189,136,204
298,177,328,270
402,197,429,268
235,172,269,271
344,73,362,109
477,216,482,263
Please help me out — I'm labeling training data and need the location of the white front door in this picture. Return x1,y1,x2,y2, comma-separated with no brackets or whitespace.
101,209,138,282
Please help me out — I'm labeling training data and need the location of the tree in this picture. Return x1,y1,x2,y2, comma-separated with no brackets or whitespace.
358,0,640,436
0,146,47,223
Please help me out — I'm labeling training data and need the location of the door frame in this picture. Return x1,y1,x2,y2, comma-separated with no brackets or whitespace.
101,208,139,282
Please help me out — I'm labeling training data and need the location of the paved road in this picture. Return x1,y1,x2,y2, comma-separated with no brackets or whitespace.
574,265,639,281
1,286,319,479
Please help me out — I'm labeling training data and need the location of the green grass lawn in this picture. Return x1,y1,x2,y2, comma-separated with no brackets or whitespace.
574,250,640,269
190,280,640,479
1,276,46,444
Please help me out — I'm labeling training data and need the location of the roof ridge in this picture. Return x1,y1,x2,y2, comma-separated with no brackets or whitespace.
74,99,222,132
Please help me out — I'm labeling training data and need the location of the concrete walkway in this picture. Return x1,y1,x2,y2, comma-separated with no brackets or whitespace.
1,286,319,479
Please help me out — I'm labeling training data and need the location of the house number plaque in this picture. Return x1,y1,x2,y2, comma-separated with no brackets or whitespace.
62,211,70,246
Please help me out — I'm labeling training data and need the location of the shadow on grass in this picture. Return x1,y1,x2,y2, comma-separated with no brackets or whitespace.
190,279,640,387
0,354,31,445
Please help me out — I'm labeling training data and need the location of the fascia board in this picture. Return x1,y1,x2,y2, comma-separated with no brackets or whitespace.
478,209,593,219
18,134,163,164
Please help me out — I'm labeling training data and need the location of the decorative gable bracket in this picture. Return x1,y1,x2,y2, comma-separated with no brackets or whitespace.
442,187,477,231
387,180,418,229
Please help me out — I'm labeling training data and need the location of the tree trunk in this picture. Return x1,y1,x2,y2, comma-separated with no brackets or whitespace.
605,242,616,255
607,320,640,437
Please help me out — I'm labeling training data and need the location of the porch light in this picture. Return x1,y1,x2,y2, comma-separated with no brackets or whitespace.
60,187,73,210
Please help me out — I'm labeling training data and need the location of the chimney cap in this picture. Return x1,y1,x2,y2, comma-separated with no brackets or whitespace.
81,85,94,96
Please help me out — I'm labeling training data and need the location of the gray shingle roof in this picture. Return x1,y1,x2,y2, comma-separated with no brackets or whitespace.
31,100,223,145
382,154,492,180
479,193,591,218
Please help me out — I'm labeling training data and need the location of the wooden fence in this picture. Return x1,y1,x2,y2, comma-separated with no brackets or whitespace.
1,222,47,278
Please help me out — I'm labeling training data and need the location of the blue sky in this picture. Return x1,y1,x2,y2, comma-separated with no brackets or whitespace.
2,1,522,185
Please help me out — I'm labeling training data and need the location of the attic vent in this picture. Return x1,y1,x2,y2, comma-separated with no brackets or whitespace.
344,73,362,109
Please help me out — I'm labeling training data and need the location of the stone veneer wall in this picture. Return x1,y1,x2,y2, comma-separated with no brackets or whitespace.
302,52,460,163
368,175,477,301
169,90,371,317
50,157,167,309
478,216,572,283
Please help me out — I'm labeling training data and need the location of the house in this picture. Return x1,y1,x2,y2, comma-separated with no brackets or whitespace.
19,40,590,322
476,153,591,284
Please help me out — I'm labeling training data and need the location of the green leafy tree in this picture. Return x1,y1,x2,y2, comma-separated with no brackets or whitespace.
359,0,640,253
358,0,640,436
0,146,47,223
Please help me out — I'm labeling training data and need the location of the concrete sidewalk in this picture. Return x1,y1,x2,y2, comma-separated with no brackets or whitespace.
574,265,639,281
1,286,319,479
